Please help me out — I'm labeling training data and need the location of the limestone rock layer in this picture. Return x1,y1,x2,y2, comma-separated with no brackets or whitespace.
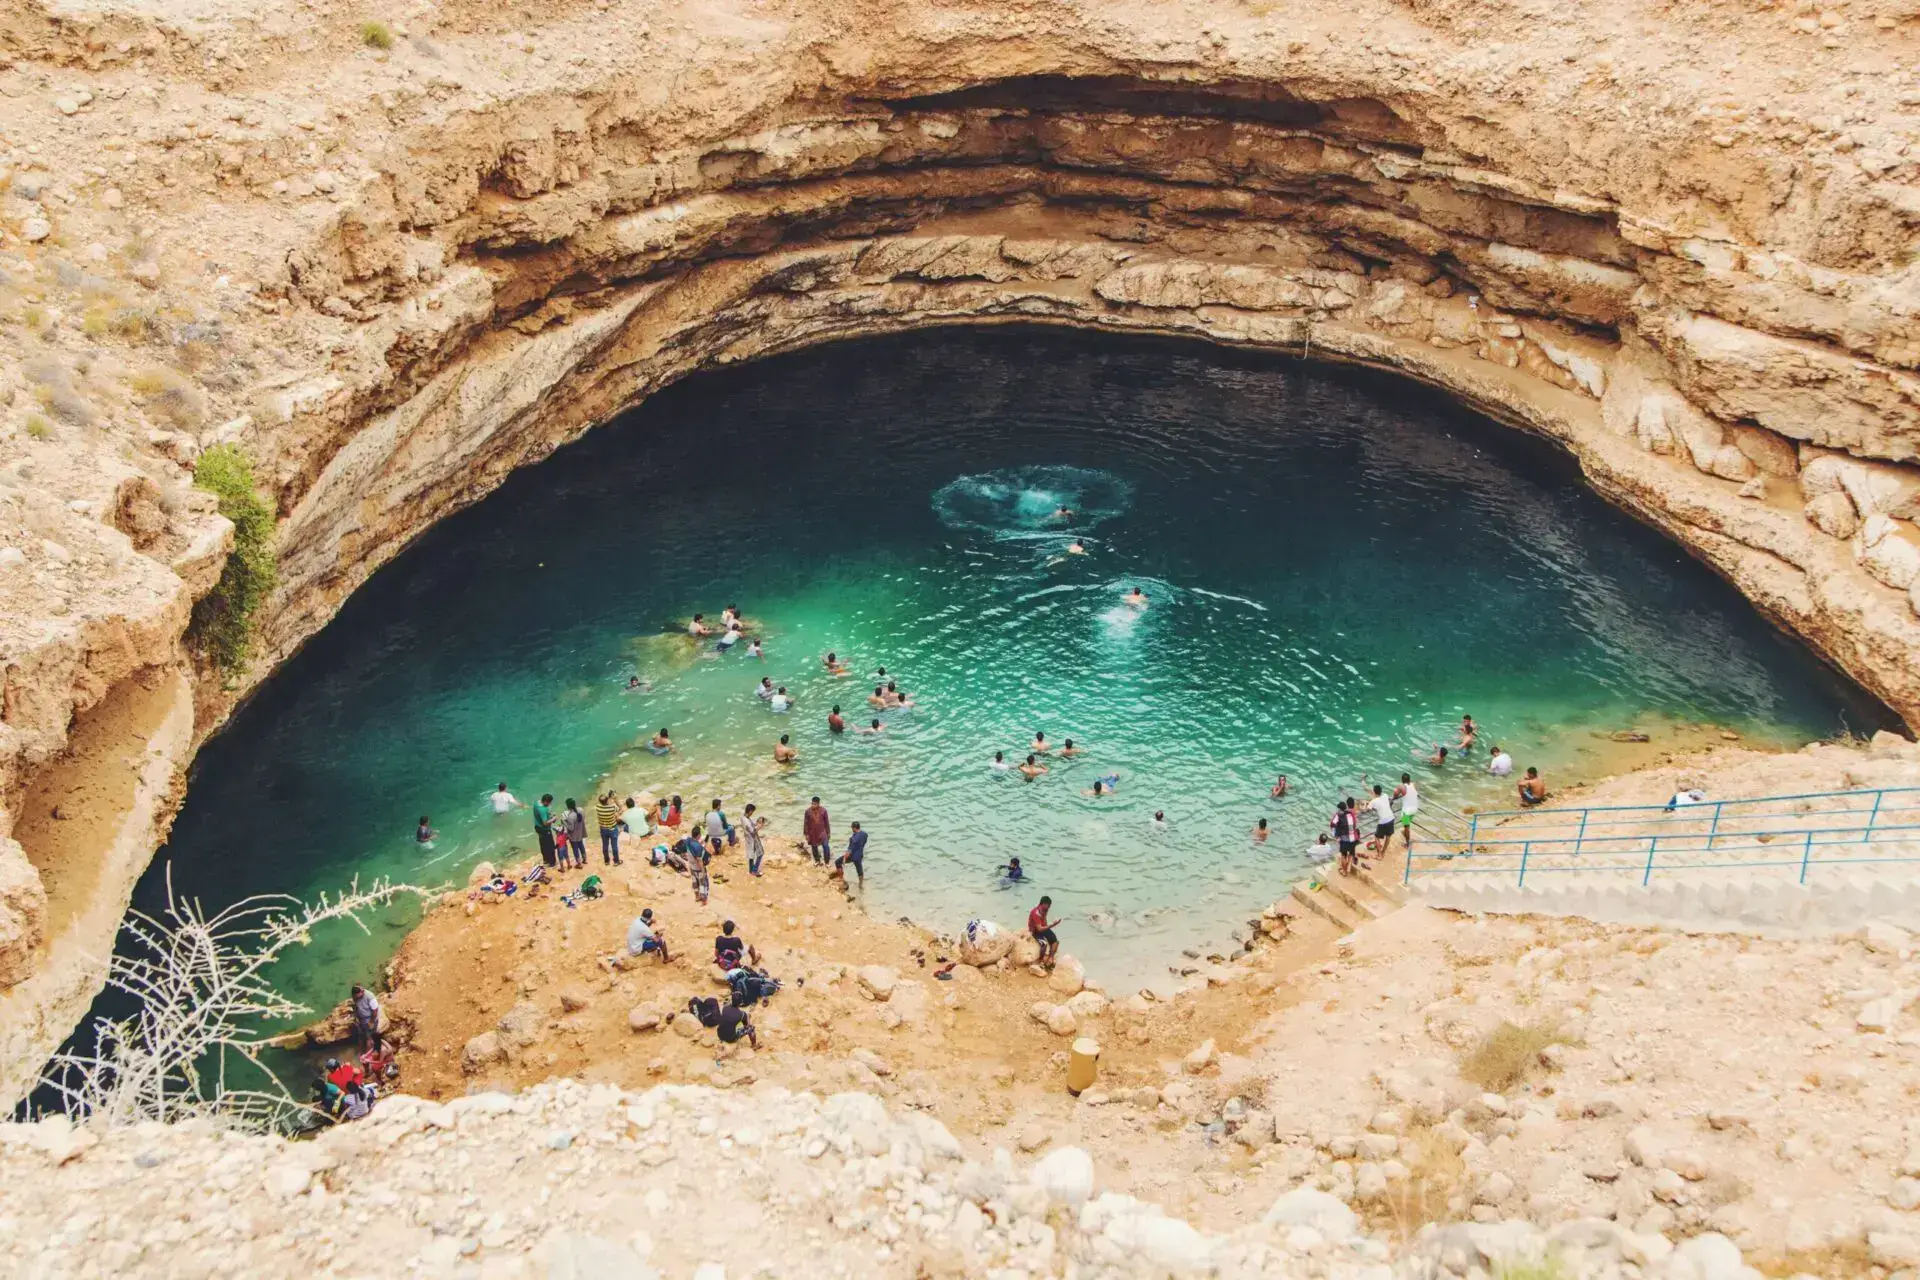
2,0,1920,1098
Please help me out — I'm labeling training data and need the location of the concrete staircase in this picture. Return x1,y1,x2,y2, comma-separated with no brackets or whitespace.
1413,867,1920,933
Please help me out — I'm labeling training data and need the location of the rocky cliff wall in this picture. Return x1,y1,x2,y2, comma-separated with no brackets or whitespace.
3,0,1920,1100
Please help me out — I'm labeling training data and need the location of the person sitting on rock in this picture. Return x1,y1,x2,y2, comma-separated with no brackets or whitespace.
1029,895,1060,970
713,919,760,971
1518,767,1548,807
626,908,670,964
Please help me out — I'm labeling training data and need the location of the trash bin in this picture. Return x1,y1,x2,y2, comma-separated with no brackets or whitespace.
1066,1036,1100,1095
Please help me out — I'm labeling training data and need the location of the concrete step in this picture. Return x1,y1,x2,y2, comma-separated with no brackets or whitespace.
1320,878,1382,921
1355,868,1409,906
1290,882,1355,933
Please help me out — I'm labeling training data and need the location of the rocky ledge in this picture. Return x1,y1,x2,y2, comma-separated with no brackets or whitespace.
3,0,1920,1098
0,1077,1780,1280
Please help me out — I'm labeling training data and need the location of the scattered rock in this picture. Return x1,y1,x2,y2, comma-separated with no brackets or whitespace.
460,1031,507,1073
855,966,898,1000
1182,1039,1218,1074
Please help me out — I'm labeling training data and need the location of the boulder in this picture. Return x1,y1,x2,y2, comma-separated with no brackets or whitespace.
850,1047,893,1077
1674,1232,1748,1280
1265,1185,1359,1238
1803,453,1920,520
1857,515,1920,590
1047,954,1086,997
1046,1005,1079,1037
1805,491,1860,540
1064,989,1110,1020
466,861,497,887
557,988,590,1013
497,1001,544,1049
461,1031,507,1074
1182,1039,1218,1074
626,1006,662,1033
1010,934,1042,967
1731,423,1800,477
855,966,898,1000
1031,1145,1096,1208
959,920,1014,967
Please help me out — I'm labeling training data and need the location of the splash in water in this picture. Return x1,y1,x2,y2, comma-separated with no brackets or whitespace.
931,465,1134,536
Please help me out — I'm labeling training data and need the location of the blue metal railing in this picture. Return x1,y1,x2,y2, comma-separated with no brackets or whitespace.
1404,786,1920,888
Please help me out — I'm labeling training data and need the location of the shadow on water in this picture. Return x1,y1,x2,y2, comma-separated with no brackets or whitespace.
28,326,1896,1113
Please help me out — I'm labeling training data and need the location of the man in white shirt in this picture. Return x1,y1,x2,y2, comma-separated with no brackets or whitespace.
1487,747,1513,777
1396,773,1420,852
1368,785,1395,857
489,782,524,815
770,687,792,713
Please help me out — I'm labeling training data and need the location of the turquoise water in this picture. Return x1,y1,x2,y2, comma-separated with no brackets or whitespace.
110,328,1889,1017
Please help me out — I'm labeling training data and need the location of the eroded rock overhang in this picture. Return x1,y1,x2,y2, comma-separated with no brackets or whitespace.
5,3,1920,1103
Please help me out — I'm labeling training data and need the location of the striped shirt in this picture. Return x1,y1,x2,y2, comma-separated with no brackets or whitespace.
596,799,622,830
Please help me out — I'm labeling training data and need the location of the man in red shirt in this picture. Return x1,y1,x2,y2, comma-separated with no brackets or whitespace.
1028,896,1059,970
803,796,831,866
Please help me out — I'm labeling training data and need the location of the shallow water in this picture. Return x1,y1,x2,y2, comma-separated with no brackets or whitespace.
111,328,1888,1020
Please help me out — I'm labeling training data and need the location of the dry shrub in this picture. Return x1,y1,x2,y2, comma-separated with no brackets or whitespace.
1385,1125,1467,1237
1492,1257,1570,1280
1459,1019,1570,1093
361,19,395,48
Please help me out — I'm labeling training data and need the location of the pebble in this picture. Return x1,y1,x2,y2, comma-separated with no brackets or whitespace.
23,217,51,242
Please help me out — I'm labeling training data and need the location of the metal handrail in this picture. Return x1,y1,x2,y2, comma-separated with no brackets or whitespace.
1407,785,1920,888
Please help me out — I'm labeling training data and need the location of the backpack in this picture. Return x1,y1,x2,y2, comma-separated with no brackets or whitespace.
687,997,723,1028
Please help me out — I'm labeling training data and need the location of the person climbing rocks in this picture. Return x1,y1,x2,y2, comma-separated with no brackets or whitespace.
803,796,831,865
1029,895,1060,969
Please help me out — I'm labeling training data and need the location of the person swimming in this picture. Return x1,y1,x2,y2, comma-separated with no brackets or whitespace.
828,705,846,733
1253,817,1269,843
415,815,437,844
1418,743,1450,766
715,622,741,652
1085,774,1118,797
756,677,775,701
1031,730,1050,754
1061,738,1083,758
688,613,711,638
626,674,651,692
1271,774,1289,799
773,734,798,764
998,856,1025,884
1051,506,1075,523
1457,714,1477,753
860,718,884,734
747,638,763,659
770,686,792,713
881,682,903,708
1151,810,1167,827
824,651,851,676
649,728,672,754
1123,586,1148,608
990,750,1011,771
1067,541,1086,555
1019,753,1048,779
868,685,887,709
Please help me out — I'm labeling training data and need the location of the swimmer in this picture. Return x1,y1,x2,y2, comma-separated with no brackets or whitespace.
1067,541,1086,555
1122,586,1148,608
824,651,851,676
868,685,887,709
770,686,792,713
1253,818,1270,843
1084,776,1118,798
625,675,651,692
721,604,741,629
649,728,673,754
893,688,915,709
1151,810,1167,827
998,856,1025,883
1457,714,1477,754
747,638,763,660
415,815,437,844
773,734,798,764
1271,774,1289,799
1031,730,1051,754
1487,745,1514,777
715,623,741,652
881,682,903,709
756,677,775,701
1051,506,1075,523
1061,738,1083,758
875,666,889,684
859,718,885,734
990,750,1011,771
1019,753,1049,779
688,613,711,638
1419,743,1449,766
828,705,846,734
1306,832,1335,864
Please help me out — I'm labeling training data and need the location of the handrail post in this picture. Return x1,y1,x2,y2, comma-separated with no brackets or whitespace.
1518,842,1531,889
1642,835,1658,887
1575,809,1589,859
1468,812,1480,854
1865,789,1886,844
1706,800,1722,850
1799,829,1814,884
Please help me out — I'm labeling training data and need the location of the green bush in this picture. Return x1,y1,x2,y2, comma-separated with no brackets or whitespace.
360,20,394,49
188,445,278,675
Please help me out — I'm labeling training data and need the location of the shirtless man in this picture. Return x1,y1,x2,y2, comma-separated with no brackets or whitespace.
1518,767,1548,806
1123,586,1149,608
773,734,799,764
860,718,885,734
1061,738,1083,758
1031,730,1051,755
688,613,712,638
1457,714,1478,754
828,705,846,734
1253,818,1270,843
867,685,888,709
649,728,673,753
1270,774,1290,799
823,651,851,676
1019,753,1049,780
